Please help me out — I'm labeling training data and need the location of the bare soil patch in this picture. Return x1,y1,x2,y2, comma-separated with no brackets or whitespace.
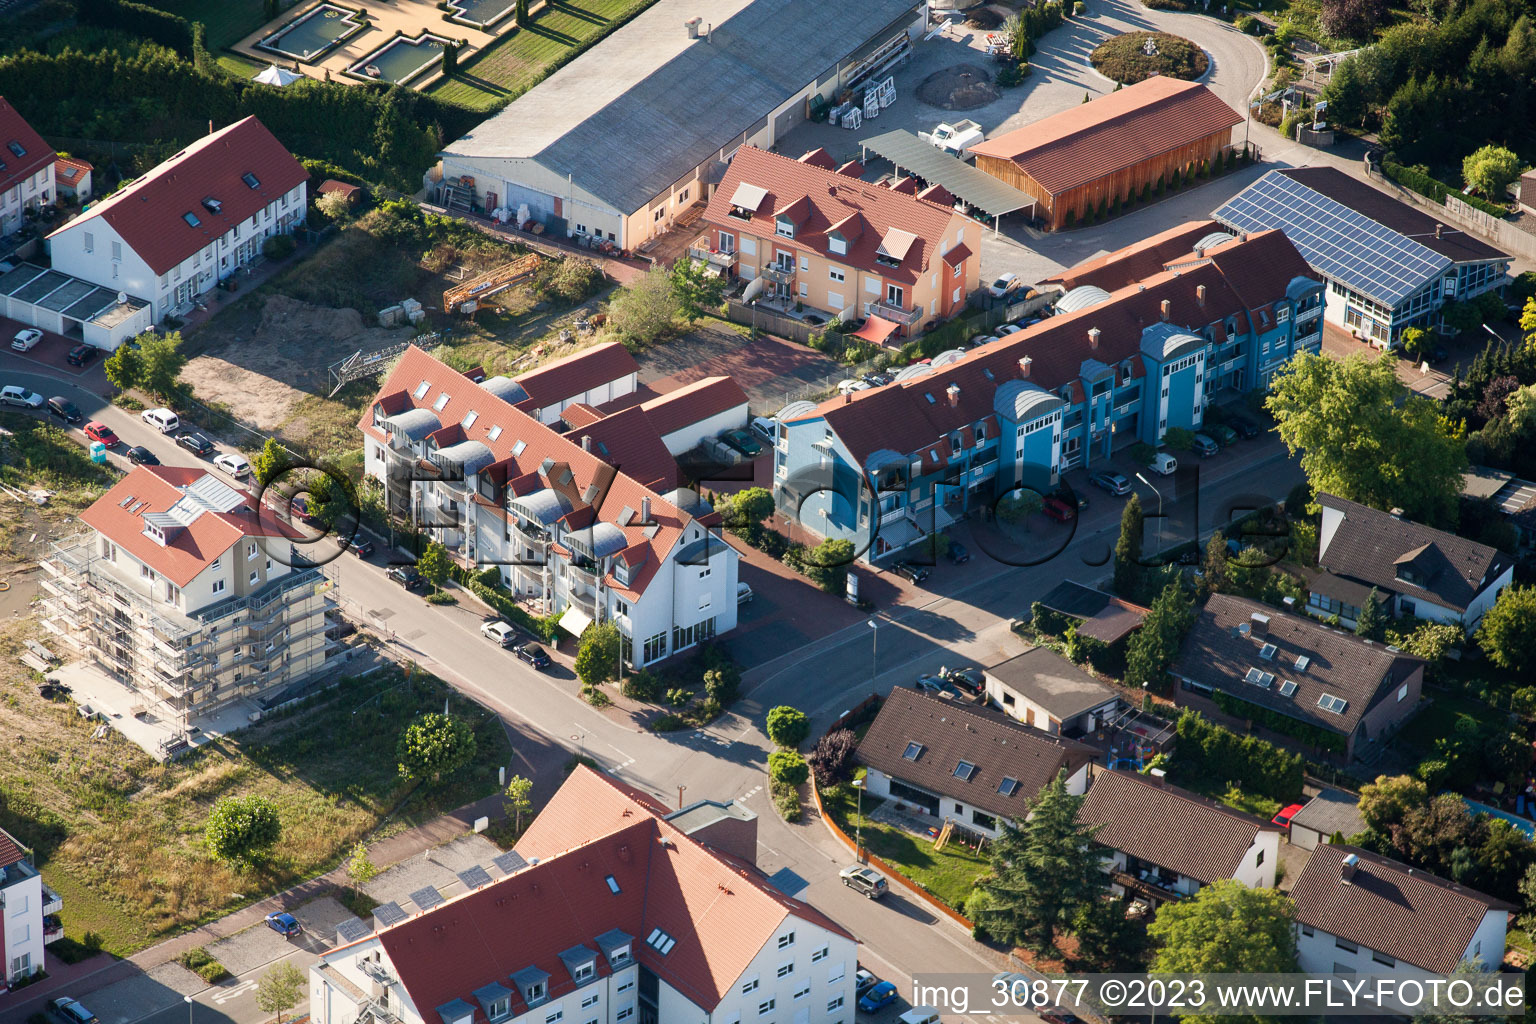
916,63,1000,110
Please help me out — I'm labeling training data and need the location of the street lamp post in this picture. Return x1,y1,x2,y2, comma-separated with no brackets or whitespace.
1135,472,1164,553
852,777,865,863
867,618,878,686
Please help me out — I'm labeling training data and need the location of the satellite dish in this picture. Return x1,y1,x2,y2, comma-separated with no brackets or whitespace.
116,292,127,303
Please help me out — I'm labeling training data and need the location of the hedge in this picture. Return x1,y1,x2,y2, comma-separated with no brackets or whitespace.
1383,161,1508,218
450,564,563,642
76,0,194,57
1171,710,1304,803
1210,690,1348,754
1029,601,1078,638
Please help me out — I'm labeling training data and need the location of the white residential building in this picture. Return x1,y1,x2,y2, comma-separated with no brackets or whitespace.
361,346,739,669
0,97,55,239
47,116,307,332
1,829,64,986
310,767,859,1024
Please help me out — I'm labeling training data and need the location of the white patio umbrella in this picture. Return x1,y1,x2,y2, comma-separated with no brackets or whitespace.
253,65,303,87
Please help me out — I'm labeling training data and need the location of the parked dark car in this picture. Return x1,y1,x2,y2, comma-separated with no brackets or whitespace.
65,344,98,367
939,666,985,694
126,445,159,466
1089,470,1131,495
387,566,423,590
893,561,929,583
1207,423,1238,447
47,397,82,424
176,431,215,456
946,541,970,564
720,428,764,458
516,642,551,669
1042,496,1076,522
344,536,375,558
1226,414,1262,439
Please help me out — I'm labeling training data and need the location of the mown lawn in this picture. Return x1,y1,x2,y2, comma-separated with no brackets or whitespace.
1394,691,1507,756
0,658,505,953
430,0,657,109
149,0,268,49
818,779,990,912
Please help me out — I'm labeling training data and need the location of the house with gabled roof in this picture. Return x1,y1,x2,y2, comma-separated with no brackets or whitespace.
309,766,859,1024
772,226,1322,561
855,688,1097,839
0,97,55,239
1172,594,1424,762
0,826,64,987
1311,493,1513,629
361,345,739,668
1291,844,1511,977
48,116,306,326
1076,769,1280,904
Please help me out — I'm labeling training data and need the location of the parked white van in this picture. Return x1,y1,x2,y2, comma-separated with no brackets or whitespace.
750,416,777,444
899,1010,942,1024
1151,451,1178,476
141,407,180,433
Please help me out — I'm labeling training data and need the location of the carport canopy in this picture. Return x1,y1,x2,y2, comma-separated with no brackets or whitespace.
858,130,1037,231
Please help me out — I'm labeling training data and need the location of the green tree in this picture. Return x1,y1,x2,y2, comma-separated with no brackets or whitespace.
998,488,1044,527
1149,882,1299,1014
139,330,187,399
1267,350,1466,526
1518,862,1536,931
766,705,810,748
1354,587,1386,640
307,471,356,530
768,748,810,787
1462,144,1523,199
1072,896,1149,972
976,771,1104,953
1114,494,1145,597
1358,773,1428,832
1401,325,1432,363
1321,53,1368,126
607,267,680,346
104,339,145,392
204,795,282,866
416,539,451,594
1163,426,1196,451
719,486,774,528
574,621,622,688
345,841,377,899
315,190,352,221
670,255,726,323
1124,582,1193,692
515,0,528,23
802,538,853,595
440,39,458,76
397,712,477,783
252,437,289,487
1401,621,1463,669
256,962,305,1024
504,774,534,834
1477,585,1536,675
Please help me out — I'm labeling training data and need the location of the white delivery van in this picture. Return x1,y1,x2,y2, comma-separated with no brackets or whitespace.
1151,451,1178,475
141,407,180,433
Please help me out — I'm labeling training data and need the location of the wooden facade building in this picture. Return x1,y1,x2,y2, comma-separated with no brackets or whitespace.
970,78,1243,231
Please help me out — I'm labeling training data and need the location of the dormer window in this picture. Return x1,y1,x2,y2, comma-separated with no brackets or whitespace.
775,217,795,239
828,234,847,255
527,982,544,1002
201,197,222,215
610,945,630,964
574,962,595,983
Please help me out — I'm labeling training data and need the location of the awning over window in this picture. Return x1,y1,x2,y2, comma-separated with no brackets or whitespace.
851,315,900,347
559,606,594,637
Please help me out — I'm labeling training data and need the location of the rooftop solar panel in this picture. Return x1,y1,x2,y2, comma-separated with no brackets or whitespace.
409,885,445,911
1213,171,1451,307
372,901,407,927
493,850,529,875
457,865,493,890
336,917,371,943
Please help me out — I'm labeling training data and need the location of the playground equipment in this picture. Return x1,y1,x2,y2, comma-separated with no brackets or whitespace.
933,820,954,851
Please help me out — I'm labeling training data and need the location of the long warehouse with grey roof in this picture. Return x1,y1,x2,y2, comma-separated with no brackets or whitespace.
433,0,923,251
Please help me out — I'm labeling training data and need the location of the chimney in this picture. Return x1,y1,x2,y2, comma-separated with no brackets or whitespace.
946,384,960,407
1341,852,1359,884
1147,767,1167,786
1088,327,1100,351
1238,231,1248,242
641,497,651,523
1434,223,1444,239
1196,284,1207,307
581,435,592,452
684,16,701,37
1250,612,1270,637
1389,507,1405,520
1019,356,1032,378
706,22,713,42
1193,245,1205,258
1160,299,1171,320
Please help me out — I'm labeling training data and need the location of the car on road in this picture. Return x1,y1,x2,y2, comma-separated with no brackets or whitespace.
1054,487,1086,513
341,536,375,558
84,421,119,446
176,431,215,456
855,968,880,998
988,272,1019,297
1225,414,1262,439
516,642,551,669
946,541,970,564
859,981,900,1013
387,566,423,590
11,328,43,352
50,997,98,1024
1191,433,1220,457
892,561,929,583
1150,451,1178,475
66,344,98,367
141,407,179,433
1,384,44,408
1271,803,1305,829
1089,470,1131,495
1208,423,1238,447
213,452,251,478
265,911,302,938
737,581,754,604
1042,496,1076,522
720,428,763,458
481,620,517,647
127,445,159,465
839,864,888,899
47,396,82,424
1431,345,1450,363
938,666,985,694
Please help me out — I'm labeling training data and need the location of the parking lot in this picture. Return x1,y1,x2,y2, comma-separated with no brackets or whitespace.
204,895,354,975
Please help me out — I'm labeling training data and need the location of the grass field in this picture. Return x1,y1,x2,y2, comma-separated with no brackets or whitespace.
1394,691,1507,755
430,0,656,109
0,656,506,953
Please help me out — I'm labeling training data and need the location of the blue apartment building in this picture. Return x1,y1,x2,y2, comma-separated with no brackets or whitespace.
772,222,1324,560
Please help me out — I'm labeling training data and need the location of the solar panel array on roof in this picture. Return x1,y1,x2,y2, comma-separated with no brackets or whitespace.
372,901,407,927
335,917,371,943
493,850,528,875
409,885,445,911
1214,172,1452,307
457,865,492,890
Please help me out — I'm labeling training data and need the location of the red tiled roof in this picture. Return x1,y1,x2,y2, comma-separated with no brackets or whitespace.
362,347,695,599
514,342,640,409
798,147,837,170
0,827,24,868
639,376,748,438
54,156,93,187
565,405,678,492
942,242,973,266
316,179,360,197
78,465,301,588
559,402,607,430
791,228,1314,470
969,78,1242,195
703,146,973,286
1040,219,1223,292
0,98,55,197
378,768,854,1019
47,116,306,276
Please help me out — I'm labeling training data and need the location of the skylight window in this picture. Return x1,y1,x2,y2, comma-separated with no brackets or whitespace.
512,440,527,457
1318,693,1348,714
8,141,25,158
1278,680,1298,697
1244,667,1264,685
605,874,621,894
433,392,450,412
954,760,977,781
413,380,431,399
488,425,503,441
462,411,478,429
242,172,260,189
1259,643,1277,661
182,211,201,227
1294,655,1310,672
998,777,1019,797
646,928,676,955
924,393,936,404
902,742,923,761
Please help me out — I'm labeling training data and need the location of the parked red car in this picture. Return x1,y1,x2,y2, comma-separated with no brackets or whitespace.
1042,496,1076,522
84,421,119,447
1272,803,1305,829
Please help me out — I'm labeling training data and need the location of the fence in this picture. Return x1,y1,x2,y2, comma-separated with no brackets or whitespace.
1367,166,1536,261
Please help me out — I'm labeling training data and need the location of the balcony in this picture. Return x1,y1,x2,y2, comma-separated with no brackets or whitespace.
687,241,738,270
1297,305,1322,324
761,264,795,286
863,300,921,326
42,884,62,917
43,915,64,945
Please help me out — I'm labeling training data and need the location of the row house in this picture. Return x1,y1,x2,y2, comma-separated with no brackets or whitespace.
38,466,336,747
697,145,983,337
310,767,859,1024
773,223,1323,560
48,116,307,330
0,98,55,239
361,346,739,668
